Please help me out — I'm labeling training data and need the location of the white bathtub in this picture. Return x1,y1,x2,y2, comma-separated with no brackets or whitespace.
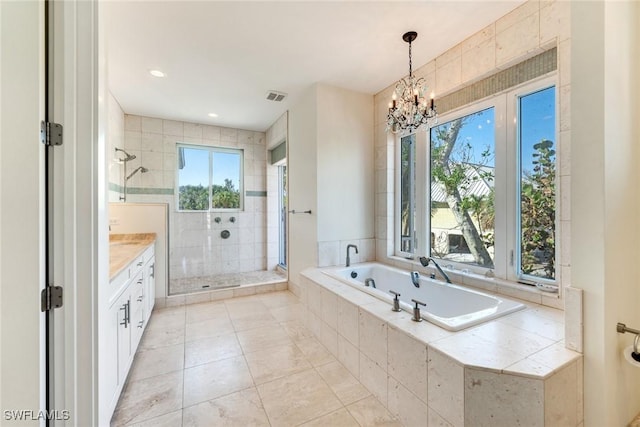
323,262,525,331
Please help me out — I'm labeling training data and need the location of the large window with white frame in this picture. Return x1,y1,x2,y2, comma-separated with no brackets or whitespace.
395,77,557,284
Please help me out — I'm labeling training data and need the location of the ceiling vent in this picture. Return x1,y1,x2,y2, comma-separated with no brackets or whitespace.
266,90,287,102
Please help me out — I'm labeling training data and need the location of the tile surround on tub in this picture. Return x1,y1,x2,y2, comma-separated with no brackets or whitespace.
301,266,583,426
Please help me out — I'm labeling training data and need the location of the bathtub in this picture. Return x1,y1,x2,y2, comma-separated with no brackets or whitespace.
323,262,525,331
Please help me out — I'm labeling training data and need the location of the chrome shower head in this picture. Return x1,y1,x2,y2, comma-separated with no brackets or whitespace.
115,147,136,161
126,166,149,181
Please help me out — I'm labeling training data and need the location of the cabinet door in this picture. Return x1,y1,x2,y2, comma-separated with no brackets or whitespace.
129,272,145,352
146,256,156,320
103,300,120,411
116,294,131,384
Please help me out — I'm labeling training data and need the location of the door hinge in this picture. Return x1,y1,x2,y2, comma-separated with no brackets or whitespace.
40,121,63,146
41,286,63,312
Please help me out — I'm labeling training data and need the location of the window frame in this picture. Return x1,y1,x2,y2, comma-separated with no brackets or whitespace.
425,96,506,276
277,163,288,268
507,78,558,284
394,131,428,258
394,75,558,285
176,143,244,212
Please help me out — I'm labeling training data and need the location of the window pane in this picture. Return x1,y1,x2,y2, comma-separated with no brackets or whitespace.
400,134,416,253
519,86,556,280
430,108,495,268
211,151,241,209
178,146,210,211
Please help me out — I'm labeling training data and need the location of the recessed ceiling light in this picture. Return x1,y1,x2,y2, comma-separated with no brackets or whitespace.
149,69,165,78
208,113,218,118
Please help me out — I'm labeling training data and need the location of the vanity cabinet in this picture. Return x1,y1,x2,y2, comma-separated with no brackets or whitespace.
102,242,155,424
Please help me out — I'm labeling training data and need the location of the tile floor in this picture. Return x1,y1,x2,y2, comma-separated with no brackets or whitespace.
111,290,402,426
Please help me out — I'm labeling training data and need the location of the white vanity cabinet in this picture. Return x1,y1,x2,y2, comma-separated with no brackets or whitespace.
102,242,155,424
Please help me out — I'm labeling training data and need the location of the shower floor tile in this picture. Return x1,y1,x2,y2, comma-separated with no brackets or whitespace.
170,270,287,295
111,290,399,427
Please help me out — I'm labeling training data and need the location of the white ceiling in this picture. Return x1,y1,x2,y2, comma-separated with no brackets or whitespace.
106,1,525,132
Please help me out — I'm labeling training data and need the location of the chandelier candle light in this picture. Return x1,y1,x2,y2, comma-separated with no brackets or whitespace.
387,31,437,134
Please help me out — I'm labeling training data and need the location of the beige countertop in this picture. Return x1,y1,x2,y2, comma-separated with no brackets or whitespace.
109,233,156,279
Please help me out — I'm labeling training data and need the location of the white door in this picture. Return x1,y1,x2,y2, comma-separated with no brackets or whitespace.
0,1,48,425
1,1,101,425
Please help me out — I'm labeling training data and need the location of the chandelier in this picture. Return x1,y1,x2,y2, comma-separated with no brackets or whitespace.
386,31,437,134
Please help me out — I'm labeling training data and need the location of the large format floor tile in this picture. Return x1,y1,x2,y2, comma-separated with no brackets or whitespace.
112,370,183,426
183,356,254,407
185,316,235,342
125,410,183,427
245,342,313,385
257,369,343,427
128,343,185,382
112,290,401,427
346,395,403,427
184,333,242,368
182,388,270,427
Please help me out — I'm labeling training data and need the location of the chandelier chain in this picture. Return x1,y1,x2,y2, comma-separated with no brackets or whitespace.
408,40,412,78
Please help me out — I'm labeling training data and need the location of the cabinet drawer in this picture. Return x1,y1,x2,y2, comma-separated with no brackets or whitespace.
129,272,144,317
108,267,130,306
130,244,155,278
130,305,145,350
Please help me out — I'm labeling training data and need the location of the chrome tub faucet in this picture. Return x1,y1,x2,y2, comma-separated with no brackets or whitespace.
346,244,358,267
410,271,420,288
419,256,452,284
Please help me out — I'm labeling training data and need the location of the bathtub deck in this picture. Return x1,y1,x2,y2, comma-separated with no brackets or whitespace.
298,266,583,426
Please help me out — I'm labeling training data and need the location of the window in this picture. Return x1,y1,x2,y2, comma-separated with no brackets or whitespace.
177,144,243,211
517,87,556,281
395,78,557,284
399,134,416,254
430,107,495,268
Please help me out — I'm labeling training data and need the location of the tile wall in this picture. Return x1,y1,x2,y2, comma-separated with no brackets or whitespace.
107,93,125,202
